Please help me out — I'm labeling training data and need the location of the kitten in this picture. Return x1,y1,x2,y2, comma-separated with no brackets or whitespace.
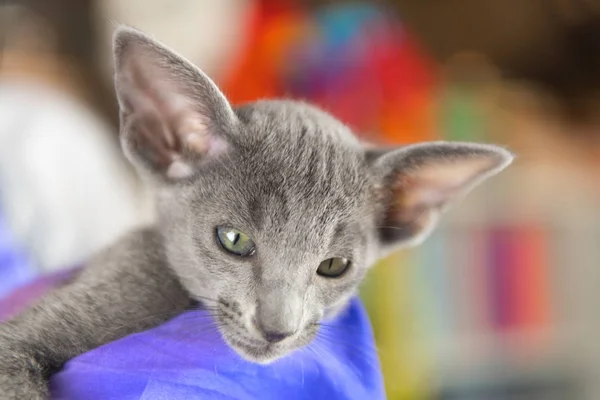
0,27,513,399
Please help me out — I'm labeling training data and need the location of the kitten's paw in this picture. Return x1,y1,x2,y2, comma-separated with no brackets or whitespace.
0,371,48,400
0,354,49,400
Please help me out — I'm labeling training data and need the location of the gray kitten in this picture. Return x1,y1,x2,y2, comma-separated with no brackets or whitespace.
0,27,513,399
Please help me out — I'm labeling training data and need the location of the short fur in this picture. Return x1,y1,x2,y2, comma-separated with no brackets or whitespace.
0,27,513,399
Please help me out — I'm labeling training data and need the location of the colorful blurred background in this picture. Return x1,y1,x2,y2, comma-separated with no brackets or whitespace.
2,0,600,398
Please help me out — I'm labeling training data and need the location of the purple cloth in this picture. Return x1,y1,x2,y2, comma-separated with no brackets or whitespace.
0,269,73,320
0,271,386,399
0,205,37,299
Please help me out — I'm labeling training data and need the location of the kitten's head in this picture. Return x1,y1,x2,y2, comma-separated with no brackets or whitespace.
113,27,513,363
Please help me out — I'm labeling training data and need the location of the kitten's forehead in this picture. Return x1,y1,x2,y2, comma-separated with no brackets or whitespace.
234,100,362,149
236,100,368,196
221,100,372,248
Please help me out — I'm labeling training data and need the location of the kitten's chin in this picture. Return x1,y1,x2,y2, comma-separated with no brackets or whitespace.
223,336,289,364
221,330,317,365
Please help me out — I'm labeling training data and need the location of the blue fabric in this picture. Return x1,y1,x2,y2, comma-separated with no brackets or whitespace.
0,204,36,299
49,297,386,400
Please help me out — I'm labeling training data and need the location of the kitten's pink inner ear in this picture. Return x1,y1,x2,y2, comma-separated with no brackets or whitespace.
167,158,195,179
165,132,228,179
396,157,499,210
117,42,228,180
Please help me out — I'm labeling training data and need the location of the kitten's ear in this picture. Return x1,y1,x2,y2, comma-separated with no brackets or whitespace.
368,142,513,252
113,27,237,182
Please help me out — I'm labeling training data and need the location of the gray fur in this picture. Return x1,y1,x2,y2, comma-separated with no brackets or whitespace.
0,27,514,399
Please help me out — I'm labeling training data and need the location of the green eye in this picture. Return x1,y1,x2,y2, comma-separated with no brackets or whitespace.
216,227,256,257
317,257,350,278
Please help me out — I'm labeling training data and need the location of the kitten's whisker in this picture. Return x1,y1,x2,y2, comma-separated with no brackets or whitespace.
312,337,366,381
375,225,408,231
176,326,221,340
193,295,221,304
313,321,338,329
192,306,220,313
316,323,364,338
315,332,379,365
316,328,377,350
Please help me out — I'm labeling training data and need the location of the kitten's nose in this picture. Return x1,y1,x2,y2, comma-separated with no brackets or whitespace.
255,286,302,343
254,318,294,343
263,330,292,343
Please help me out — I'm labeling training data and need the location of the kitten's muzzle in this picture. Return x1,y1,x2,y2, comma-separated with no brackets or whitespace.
254,287,303,343
253,317,296,343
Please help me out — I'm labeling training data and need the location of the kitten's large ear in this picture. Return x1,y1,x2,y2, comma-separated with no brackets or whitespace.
113,27,237,182
368,142,513,252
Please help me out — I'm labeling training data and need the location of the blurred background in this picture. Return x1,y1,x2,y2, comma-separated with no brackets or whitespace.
1,0,600,398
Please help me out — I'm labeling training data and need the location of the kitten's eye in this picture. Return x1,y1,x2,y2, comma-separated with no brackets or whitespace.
317,258,350,278
216,227,256,257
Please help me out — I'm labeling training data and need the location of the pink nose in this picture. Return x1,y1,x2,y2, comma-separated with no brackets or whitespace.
262,330,292,343
253,317,295,343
